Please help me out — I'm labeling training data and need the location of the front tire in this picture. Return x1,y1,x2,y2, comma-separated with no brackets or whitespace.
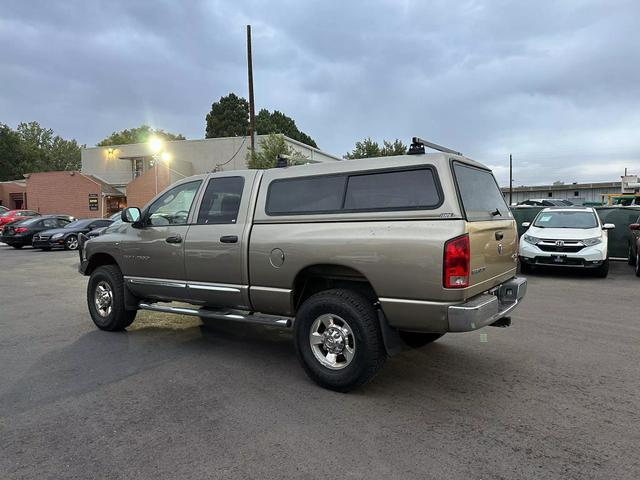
294,289,386,392
87,265,136,331
65,235,79,250
594,259,609,278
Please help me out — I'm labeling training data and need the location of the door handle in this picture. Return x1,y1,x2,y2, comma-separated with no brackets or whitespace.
495,231,504,241
220,235,238,243
165,235,183,244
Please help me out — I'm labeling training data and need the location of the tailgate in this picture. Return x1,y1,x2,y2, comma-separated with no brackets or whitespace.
466,219,518,295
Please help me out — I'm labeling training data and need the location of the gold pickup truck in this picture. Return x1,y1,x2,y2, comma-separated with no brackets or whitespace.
79,138,526,391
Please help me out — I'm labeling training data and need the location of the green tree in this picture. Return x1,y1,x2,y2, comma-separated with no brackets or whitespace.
205,93,249,138
97,125,185,146
344,137,407,159
255,109,318,148
247,134,307,169
0,122,82,180
0,124,26,181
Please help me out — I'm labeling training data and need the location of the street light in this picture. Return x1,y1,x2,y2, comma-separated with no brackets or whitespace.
148,136,165,195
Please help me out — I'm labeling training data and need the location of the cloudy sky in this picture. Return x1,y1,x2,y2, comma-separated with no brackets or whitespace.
2,0,639,186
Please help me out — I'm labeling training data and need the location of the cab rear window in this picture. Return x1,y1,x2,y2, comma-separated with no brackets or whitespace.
266,167,442,215
453,162,510,221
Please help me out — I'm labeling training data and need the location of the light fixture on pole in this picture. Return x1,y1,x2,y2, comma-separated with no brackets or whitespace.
148,136,164,195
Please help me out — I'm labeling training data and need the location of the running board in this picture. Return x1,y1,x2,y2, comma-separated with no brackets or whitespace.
138,302,292,327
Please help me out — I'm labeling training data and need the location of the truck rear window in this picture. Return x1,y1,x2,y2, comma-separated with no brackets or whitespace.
453,162,510,221
266,167,442,215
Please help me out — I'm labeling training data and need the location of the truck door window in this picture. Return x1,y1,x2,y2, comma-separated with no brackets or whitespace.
146,181,202,226
196,177,245,224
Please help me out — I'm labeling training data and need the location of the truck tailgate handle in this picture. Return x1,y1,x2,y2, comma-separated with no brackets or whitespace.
165,235,183,244
495,231,504,241
220,235,238,243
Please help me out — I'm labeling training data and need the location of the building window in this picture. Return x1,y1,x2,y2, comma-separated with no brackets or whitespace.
574,191,579,197
133,158,145,178
547,192,553,197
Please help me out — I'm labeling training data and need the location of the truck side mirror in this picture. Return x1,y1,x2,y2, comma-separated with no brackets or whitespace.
122,207,141,223
521,222,530,228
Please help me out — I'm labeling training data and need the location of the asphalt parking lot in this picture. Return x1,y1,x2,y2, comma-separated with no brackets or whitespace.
1,246,638,480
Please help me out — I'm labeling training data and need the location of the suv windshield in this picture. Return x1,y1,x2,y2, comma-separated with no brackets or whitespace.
533,210,598,229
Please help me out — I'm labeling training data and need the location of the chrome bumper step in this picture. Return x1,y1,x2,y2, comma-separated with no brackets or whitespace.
138,302,292,327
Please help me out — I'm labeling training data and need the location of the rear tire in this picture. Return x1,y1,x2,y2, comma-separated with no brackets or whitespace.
12,245,23,249
594,259,609,278
628,245,636,266
87,265,136,331
294,289,386,392
399,331,445,348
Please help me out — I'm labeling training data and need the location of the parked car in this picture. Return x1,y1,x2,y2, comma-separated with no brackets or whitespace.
0,206,9,213
0,209,39,232
519,206,614,277
1,215,74,249
627,215,640,276
83,219,122,241
33,218,114,251
518,199,573,207
79,138,527,391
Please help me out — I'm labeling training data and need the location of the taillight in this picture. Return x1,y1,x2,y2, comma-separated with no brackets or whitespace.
15,227,28,233
443,234,470,288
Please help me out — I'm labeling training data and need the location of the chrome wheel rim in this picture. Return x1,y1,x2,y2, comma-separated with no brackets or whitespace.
309,314,355,370
67,237,78,250
94,281,113,317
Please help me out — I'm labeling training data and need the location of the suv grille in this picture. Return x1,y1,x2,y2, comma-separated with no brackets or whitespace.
537,240,584,253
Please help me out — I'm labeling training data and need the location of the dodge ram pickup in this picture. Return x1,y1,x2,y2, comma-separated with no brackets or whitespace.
79,137,527,391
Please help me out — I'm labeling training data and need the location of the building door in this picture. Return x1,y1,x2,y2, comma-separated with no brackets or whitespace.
121,179,203,301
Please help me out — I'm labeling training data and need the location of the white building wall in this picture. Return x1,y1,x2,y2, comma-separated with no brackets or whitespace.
81,135,340,188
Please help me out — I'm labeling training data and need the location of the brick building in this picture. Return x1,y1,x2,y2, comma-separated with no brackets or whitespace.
25,171,125,219
0,180,27,209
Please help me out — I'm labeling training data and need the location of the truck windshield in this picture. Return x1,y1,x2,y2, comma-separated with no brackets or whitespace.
453,162,510,221
533,211,598,229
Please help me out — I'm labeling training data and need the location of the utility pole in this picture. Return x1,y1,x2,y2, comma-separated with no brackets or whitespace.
246,25,256,155
509,154,513,205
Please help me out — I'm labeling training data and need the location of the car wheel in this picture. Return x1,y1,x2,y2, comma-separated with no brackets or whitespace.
42,247,51,251
628,245,636,266
636,253,640,277
594,259,609,278
87,265,137,331
65,235,79,251
294,289,386,392
12,245,23,249
399,331,445,348
519,260,532,274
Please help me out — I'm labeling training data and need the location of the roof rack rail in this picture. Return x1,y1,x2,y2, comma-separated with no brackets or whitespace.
407,137,462,156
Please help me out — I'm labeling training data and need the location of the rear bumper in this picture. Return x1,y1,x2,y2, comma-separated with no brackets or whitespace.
447,277,527,332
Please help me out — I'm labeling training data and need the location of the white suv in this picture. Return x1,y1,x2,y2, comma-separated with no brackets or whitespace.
518,207,615,277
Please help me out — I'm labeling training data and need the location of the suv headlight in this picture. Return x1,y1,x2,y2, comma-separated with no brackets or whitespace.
583,237,602,246
523,234,541,245
51,233,63,240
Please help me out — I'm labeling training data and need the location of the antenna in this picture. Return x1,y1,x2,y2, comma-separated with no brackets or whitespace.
408,137,462,156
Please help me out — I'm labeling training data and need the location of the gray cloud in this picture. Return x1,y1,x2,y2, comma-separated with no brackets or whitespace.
1,0,639,185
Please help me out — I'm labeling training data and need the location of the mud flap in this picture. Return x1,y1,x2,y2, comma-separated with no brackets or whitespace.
377,309,404,356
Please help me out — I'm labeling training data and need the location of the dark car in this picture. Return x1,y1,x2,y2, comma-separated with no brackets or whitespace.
1,215,74,249
627,215,640,276
33,218,113,251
